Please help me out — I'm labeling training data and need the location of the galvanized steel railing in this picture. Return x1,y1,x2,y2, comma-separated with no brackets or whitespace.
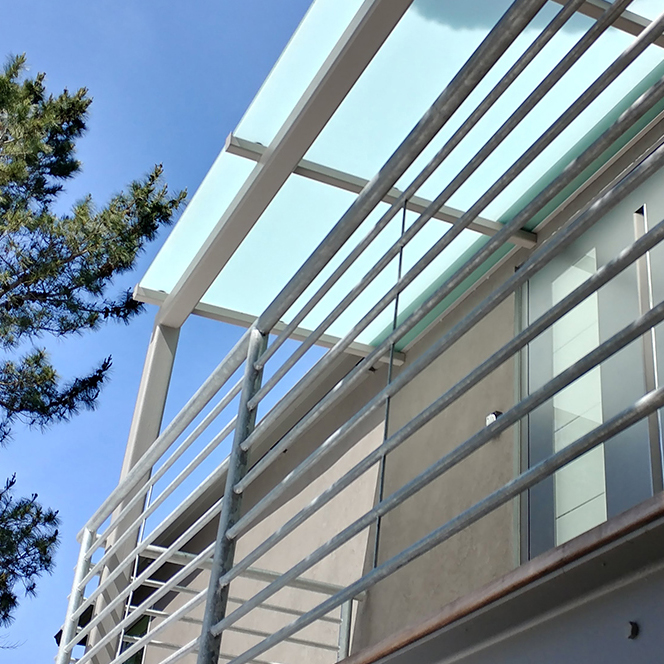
57,1,664,663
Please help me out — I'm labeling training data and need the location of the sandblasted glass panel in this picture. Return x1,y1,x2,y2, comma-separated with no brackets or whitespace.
550,249,607,545
527,171,661,559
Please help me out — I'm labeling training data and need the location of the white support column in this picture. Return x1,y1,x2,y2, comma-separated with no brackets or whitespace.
121,321,181,478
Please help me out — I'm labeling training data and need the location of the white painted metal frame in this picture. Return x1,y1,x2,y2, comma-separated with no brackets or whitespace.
224,134,538,249
156,0,415,329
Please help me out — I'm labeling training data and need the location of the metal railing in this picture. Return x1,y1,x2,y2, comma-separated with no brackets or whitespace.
56,1,664,663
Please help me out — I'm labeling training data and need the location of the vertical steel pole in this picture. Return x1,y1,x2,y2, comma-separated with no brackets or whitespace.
634,208,664,493
197,327,268,664
337,599,353,661
372,203,407,569
56,527,94,664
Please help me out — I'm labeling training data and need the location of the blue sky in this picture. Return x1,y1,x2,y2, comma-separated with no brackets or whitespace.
0,1,311,659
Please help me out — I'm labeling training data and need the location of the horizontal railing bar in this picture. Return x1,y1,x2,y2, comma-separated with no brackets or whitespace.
82,416,236,585
227,135,537,248
81,330,249,537
89,379,241,558
68,497,222,647
227,625,338,652
253,0,581,374
254,0,549,337
249,0,588,392
214,295,664,639
73,460,227,623
74,558,210,664
236,46,664,516
241,0,658,461
224,385,664,664
219,216,664,579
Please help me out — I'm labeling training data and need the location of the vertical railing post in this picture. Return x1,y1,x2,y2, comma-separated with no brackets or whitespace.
337,599,353,661
197,327,268,664
56,527,94,664
87,320,180,663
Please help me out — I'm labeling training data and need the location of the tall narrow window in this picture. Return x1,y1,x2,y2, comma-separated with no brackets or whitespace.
550,249,607,545
526,194,656,559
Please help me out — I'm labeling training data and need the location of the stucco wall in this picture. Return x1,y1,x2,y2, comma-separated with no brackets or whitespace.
352,258,521,651
142,419,383,664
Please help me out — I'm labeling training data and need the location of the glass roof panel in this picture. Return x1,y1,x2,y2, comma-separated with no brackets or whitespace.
196,170,481,345
141,0,664,352
234,0,364,146
629,0,661,19
141,151,254,294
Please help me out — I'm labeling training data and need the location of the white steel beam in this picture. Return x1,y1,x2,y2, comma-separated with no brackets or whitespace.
226,134,538,249
121,321,180,478
156,0,415,329
553,0,664,47
136,285,405,365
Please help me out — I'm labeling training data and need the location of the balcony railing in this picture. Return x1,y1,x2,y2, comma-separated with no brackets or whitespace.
57,1,664,663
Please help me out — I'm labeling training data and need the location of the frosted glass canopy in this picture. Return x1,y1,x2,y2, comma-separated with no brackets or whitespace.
140,0,664,349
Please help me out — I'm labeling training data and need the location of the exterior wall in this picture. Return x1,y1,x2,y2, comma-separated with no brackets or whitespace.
353,258,522,651
142,414,384,664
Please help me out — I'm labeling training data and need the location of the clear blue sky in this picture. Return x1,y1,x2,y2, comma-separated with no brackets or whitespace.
0,1,312,659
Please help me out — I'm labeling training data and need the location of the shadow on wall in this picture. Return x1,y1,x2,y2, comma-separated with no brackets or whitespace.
412,0,585,32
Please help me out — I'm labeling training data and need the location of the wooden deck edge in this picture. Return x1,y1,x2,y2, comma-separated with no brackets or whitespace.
342,492,664,664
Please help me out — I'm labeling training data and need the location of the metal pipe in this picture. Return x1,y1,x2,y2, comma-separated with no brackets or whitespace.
253,0,583,373
81,328,249,537
68,496,222,651
255,0,549,336
197,328,268,664
55,528,94,664
237,24,664,496
249,0,616,408
89,379,241,557
224,140,664,579
226,385,664,664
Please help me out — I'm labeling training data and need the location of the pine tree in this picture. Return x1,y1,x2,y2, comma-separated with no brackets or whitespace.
0,54,186,622
0,475,59,627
